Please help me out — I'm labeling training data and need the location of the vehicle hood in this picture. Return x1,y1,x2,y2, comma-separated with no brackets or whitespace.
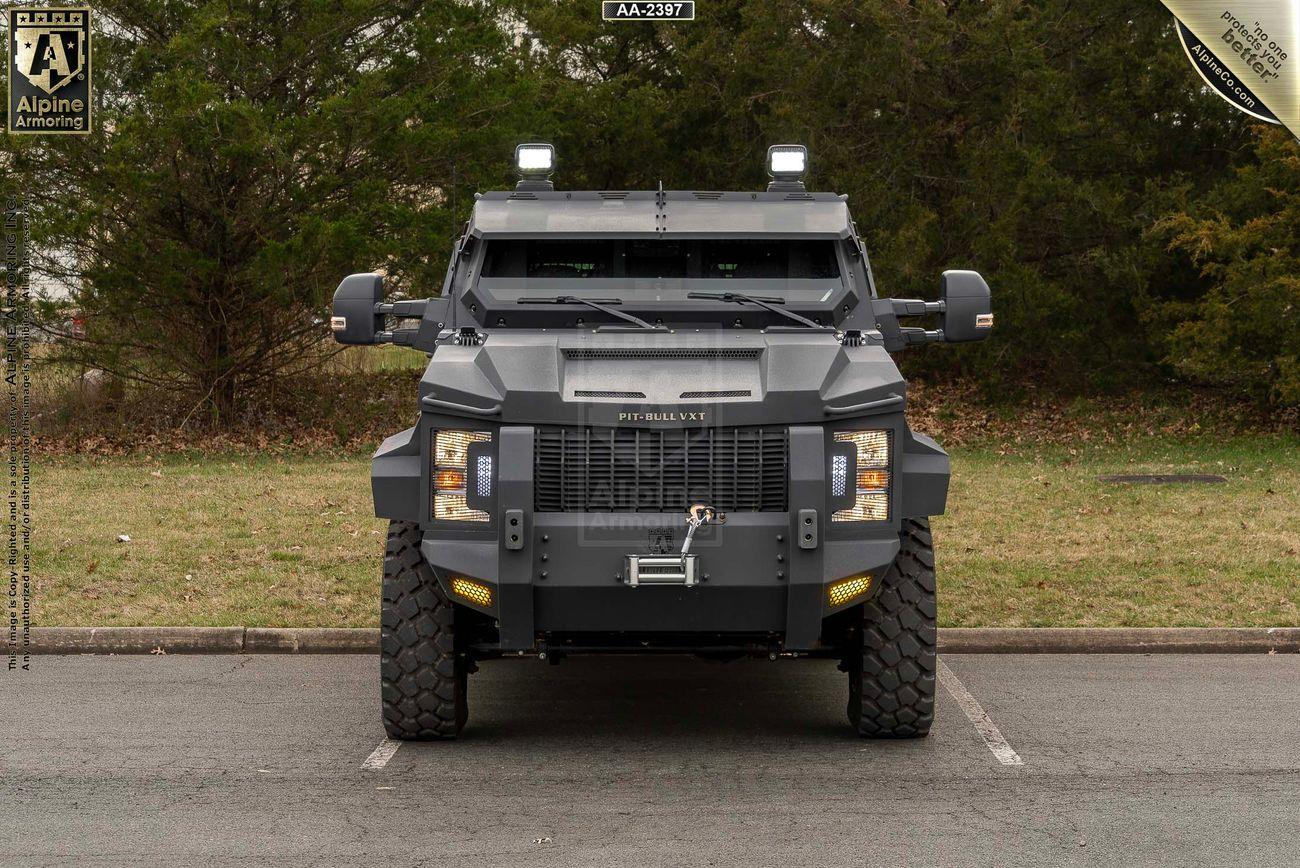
418,331,905,427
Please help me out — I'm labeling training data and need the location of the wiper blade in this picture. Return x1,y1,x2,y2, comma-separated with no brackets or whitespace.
517,296,663,331
686,291,831,330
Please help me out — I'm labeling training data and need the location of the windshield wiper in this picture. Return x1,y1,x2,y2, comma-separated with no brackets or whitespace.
517,296,663,331
686,291,832,330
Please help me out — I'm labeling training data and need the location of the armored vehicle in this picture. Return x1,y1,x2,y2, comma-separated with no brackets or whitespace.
332,144,992,739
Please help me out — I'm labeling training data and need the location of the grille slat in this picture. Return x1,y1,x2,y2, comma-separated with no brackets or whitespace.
534,426,788,513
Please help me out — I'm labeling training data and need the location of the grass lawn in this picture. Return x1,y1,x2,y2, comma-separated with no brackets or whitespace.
34,435,1300,628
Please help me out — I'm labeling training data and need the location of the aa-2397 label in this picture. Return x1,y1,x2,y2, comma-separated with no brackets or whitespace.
602,2,695,21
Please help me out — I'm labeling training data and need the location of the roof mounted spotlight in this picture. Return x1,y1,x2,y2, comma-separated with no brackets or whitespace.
766,144,808,192
515,142,556,191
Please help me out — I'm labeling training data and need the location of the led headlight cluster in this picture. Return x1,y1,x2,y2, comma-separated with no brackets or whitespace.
433,430,492,521
831,430,891,522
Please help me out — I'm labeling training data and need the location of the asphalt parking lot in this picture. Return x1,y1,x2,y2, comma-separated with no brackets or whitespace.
3,653,1298,866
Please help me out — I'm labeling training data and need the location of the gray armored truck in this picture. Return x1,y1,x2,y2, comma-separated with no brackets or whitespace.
332,144,992,739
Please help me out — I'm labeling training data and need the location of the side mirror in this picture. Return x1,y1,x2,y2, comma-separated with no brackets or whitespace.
940,270,992,343
331,273,385,345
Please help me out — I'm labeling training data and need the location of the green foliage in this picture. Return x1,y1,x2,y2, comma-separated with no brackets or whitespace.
4,0,529,418
4,0,1298,413
1155,127,1300,405
507,0,1259,393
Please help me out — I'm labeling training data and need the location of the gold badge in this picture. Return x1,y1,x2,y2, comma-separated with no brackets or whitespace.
7,8,92,134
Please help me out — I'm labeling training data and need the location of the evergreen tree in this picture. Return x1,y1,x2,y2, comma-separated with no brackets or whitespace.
4,0,528,419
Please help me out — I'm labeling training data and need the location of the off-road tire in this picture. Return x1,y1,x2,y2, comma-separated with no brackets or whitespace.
380,520,468,740
847,517,937,738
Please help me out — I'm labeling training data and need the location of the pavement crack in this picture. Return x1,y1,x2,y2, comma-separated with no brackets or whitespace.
218,656,252,677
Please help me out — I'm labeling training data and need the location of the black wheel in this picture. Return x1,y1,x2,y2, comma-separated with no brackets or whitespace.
380,520,468,739
847,517,937,738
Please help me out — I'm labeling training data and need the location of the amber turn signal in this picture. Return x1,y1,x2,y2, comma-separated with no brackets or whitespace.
827,573,873,607
856,469,889,490
450,576,493,607
435,468,466,490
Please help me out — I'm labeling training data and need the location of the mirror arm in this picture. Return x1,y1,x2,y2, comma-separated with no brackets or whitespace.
376,327,420,346
377,300,427,318
899,326,944,345
890,298,946,317
372,299,436,347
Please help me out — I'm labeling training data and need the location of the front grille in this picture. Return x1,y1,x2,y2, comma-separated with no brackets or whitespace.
535,426,788,513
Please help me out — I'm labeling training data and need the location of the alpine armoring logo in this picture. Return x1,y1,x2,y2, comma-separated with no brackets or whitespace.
7,8,92,134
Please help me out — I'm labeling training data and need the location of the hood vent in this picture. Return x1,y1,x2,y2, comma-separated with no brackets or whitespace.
680,389,752,399
565,348,761,361
574,389,646,399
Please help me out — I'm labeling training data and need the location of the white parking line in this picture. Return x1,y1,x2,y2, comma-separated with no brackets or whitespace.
361,739,402,770
937,658,1024,767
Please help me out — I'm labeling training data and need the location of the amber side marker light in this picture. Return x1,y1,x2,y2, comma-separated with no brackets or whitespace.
827,574,873,607
856,469,889,490
450,577,493,607
435,468,466,490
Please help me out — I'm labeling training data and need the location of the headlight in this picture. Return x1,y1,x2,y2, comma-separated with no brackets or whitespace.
433,430,492,521
831,430,890,522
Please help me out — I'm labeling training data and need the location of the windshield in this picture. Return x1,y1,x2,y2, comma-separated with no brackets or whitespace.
482,238,840,280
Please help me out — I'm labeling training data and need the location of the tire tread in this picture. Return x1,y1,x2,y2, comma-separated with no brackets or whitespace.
381,520,465,740
849,517,937,739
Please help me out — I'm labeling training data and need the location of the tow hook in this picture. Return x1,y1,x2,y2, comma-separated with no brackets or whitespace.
681,504,726,555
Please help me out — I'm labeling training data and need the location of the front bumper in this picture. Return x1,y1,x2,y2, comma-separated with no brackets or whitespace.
422,511,901,651
401,424,947,652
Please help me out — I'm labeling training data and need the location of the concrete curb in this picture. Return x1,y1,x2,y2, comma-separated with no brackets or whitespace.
26,626,247,654
12,626,1300,655
939,627,1300,654
244,627,377,654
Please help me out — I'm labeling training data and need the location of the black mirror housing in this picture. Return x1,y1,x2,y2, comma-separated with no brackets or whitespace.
331,273,385,345
940,270,992,343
